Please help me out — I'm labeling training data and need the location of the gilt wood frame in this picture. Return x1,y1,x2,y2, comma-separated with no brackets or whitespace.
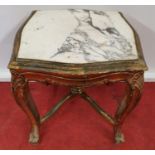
8,10,148,144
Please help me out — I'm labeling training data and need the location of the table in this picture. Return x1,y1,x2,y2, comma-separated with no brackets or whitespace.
8,9,148,144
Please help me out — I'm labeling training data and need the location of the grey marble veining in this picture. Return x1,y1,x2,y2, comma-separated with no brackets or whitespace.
18,9,138,63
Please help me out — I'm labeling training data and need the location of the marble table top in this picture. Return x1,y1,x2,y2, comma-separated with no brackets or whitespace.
17,9,138,63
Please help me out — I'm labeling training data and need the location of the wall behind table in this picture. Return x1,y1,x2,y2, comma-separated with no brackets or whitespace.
0,5,154,81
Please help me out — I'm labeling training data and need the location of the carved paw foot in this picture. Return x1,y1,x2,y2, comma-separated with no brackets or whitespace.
115,132,125,144
29,127,40,144
29,131,39,144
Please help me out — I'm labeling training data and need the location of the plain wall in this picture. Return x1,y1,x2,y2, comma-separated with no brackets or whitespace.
0,5,155,81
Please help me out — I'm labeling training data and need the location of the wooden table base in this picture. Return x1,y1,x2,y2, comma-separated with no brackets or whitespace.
11,70,144,144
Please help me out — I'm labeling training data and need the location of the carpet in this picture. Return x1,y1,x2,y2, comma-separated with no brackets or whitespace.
0,82,155,150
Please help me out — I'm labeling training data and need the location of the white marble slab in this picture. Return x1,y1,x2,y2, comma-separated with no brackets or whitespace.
17,9,138,63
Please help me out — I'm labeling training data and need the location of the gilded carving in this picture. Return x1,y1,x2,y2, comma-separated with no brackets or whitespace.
128,72,144,92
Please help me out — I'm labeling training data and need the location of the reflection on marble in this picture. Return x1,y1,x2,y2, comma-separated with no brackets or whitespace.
18,9,138,63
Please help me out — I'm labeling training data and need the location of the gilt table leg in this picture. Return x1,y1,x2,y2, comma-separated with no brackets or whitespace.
11,71,40,144
114,72,144,143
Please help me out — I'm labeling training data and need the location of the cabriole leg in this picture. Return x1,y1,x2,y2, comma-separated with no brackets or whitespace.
11,71,40,144
114,72,144,143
